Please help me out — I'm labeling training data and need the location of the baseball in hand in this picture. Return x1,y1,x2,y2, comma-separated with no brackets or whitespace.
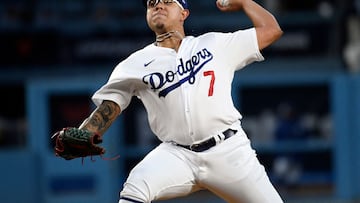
220,0,229,7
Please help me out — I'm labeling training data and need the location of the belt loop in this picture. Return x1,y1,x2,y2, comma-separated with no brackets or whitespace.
217,133,225,141
214,134,222,143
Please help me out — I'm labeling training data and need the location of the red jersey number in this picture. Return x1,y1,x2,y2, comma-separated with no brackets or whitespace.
203,70,215,97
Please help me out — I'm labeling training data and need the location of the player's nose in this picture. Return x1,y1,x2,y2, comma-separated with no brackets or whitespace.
155,1,165,9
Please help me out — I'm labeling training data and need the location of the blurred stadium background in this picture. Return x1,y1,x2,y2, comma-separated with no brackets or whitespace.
0,0,360,202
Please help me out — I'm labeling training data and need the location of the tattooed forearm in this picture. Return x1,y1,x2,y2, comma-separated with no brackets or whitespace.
79,100,121,135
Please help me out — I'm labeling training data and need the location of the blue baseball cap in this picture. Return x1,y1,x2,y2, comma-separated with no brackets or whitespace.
143,0,189,10
176,0,188,9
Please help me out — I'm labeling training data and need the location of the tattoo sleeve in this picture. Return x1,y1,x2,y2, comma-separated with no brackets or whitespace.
79,100,121,135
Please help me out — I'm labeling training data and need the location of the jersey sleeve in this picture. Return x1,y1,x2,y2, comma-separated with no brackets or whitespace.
92,60,136,111
216,28,264,71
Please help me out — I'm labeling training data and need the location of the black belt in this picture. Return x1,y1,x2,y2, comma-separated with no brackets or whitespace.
176,129,237,152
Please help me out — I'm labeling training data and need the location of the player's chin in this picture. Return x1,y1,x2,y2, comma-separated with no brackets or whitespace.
149,21,165,31
151,16,166,25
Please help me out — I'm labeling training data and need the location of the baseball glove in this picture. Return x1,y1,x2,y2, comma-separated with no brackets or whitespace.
51,127,105,160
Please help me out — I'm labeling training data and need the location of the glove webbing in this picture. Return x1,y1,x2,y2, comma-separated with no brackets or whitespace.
65,128,102,144
65,128,120,164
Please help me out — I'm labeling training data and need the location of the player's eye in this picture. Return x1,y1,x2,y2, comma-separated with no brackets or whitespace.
163,0,174,4
147,0,160,8
147,0,176,8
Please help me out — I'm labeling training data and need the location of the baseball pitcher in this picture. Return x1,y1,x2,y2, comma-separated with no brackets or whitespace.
52,0,283,202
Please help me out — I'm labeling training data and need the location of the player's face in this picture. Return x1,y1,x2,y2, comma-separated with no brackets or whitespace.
146,0,189,32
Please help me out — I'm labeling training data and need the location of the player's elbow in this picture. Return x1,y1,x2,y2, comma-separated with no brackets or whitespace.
267,14,283,42
272,26,283,42
266,22,283,44
257,25,283,50
268,27,283,47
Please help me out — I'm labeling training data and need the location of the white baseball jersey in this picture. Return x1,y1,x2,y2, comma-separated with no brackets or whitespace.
92,28,263,145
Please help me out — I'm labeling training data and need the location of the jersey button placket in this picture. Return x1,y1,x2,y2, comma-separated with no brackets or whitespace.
176,42,195,140
183,84,194,138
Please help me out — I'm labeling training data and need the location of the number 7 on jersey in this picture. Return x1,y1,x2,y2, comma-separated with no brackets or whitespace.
203,70,215,97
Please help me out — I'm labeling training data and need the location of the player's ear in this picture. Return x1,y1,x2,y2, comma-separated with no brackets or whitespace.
180,9,190,21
